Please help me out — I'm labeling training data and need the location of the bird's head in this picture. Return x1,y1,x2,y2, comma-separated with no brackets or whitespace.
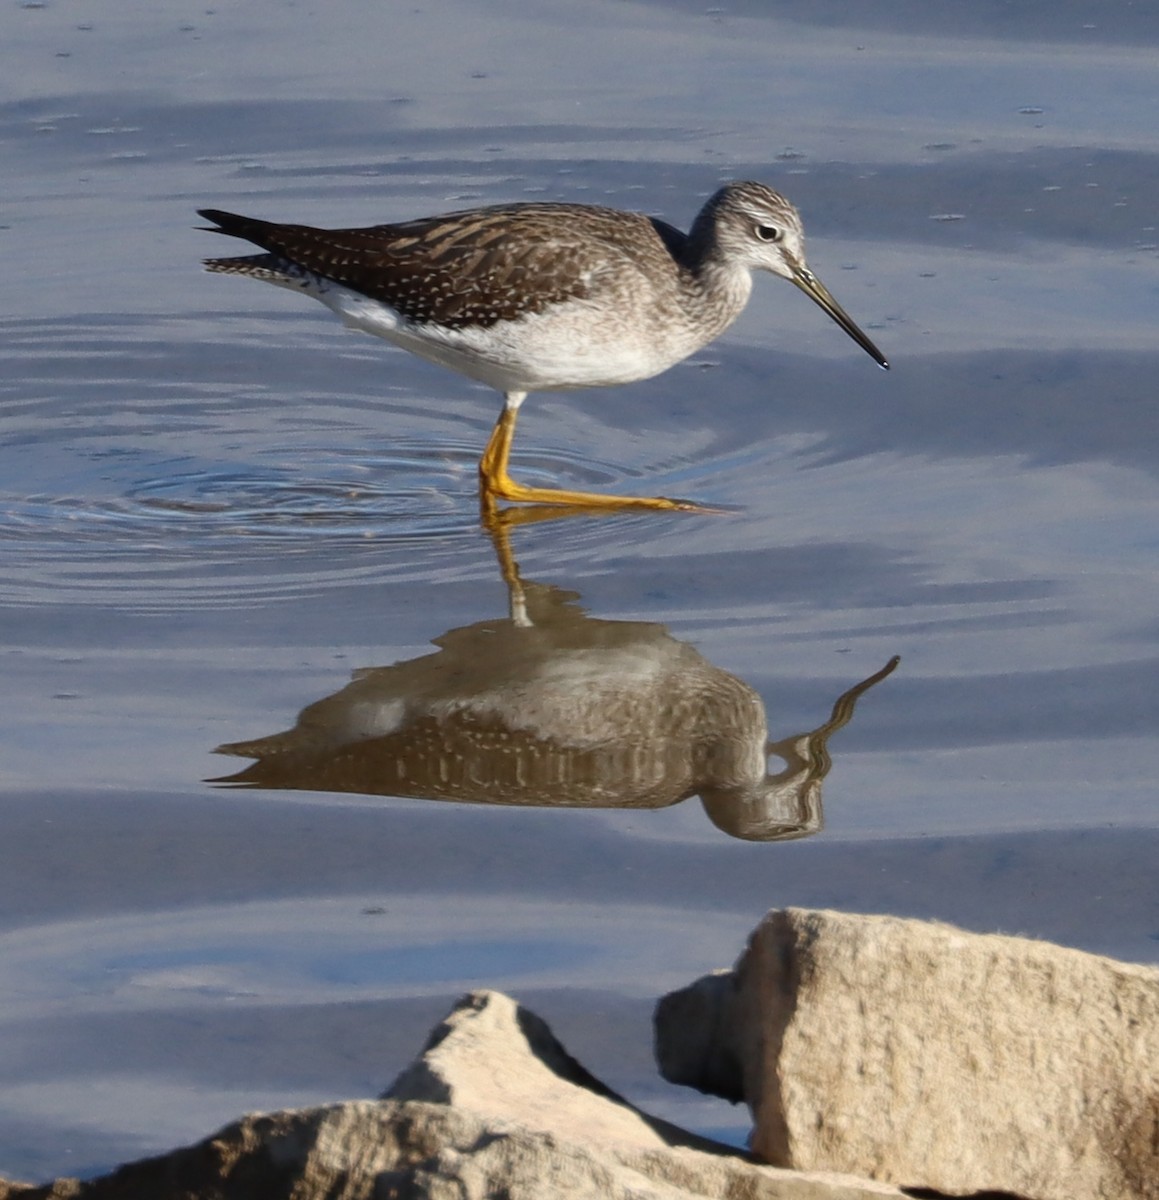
704,181,889,369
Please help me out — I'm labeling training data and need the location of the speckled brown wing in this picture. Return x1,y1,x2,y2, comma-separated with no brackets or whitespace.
199,204,662,330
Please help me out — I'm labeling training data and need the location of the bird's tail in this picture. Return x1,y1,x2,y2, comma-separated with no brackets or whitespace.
197,208,277,245
197,209,296,277
201,253,289,278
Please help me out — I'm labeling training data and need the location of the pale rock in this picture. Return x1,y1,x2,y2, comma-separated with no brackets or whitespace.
656,908,1159,1200
1,988,903,1200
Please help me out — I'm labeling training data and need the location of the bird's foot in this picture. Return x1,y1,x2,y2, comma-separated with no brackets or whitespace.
479,473,717,514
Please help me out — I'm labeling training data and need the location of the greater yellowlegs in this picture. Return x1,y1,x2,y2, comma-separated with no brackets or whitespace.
199,182,887,511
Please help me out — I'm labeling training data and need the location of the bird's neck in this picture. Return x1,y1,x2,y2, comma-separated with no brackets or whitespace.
679,221,754,344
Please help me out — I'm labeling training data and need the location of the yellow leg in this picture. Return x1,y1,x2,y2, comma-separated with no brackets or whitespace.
478,395,707,512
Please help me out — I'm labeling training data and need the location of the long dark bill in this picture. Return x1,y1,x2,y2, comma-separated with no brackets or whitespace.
792,266,889,370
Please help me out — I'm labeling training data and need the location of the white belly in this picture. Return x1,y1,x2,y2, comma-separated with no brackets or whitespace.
306,281,709,394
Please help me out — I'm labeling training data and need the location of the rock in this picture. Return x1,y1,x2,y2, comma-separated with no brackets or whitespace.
384,988,731,1152
2,989,903,1199
656,908,1159,1200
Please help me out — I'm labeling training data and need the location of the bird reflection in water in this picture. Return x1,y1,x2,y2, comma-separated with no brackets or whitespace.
212,519,897,842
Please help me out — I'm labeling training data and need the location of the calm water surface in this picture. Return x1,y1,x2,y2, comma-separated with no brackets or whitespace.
2,0,1158,1181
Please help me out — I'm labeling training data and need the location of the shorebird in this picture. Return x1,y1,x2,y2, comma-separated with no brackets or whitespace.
199,182,888,511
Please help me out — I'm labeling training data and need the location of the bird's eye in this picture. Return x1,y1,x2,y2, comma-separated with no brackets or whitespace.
755,224,780,242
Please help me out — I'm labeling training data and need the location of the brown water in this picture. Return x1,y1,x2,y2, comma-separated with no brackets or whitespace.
2,0,1158,1181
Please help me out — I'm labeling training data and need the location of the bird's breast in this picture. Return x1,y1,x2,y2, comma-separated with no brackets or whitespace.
317,282,713,393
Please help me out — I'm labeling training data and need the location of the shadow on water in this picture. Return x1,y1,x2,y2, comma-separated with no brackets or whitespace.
211,514,898,841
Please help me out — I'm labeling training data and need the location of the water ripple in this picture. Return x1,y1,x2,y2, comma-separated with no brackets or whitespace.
0,449,494,611
0,314,769,611
0,442,745,611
